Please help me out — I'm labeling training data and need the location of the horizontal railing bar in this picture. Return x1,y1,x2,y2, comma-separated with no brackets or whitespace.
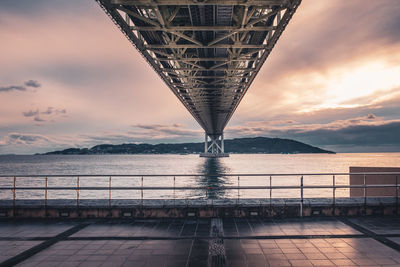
2,172,399,204
1,184,398,191
1,172,400,178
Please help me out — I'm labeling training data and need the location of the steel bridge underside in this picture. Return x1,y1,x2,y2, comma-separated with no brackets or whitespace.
97,0,300,154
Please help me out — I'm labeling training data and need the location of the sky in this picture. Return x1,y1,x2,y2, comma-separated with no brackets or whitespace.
1,0,400,154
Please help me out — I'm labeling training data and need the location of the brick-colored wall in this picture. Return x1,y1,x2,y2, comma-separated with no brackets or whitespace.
349,167,400,197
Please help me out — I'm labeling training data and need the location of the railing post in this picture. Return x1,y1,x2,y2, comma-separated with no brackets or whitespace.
45,176,48,208
396,176,398,215
141,176,144,207
13,176,16,212
269,176,272,215
300,175,303,217
237,176,240,205
363,173,367,212
173,176,176,207
77,176,80,208
109,176,112,208
332,175,335,216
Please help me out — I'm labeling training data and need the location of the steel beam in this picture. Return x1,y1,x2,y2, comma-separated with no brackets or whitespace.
112,0,292,6
131,26,277,31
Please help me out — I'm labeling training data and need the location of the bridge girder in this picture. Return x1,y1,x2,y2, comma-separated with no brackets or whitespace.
97,0,301,137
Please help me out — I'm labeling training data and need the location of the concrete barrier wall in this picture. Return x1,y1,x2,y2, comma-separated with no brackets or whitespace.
0,202,398,219
349,167,400,197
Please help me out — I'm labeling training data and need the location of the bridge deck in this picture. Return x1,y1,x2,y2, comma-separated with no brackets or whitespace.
97,0,301,137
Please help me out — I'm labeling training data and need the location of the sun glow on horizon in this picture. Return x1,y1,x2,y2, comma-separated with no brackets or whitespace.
297,59,400,113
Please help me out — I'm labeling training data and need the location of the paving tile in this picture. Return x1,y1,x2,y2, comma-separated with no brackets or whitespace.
289,259,313,266
0,241,42,263
86,255,109,261
280,248,301,254
0,222,76,238
247,261,268,267
78,261,104,267
34,262,65,267
225,251,245,261
284,253,307,260
351,258,380,265
244,248,263,254
122,261,146,267
372,257,398,265
309,259,335,266
165,260,188,267
348,217,400,235
260,243,279,249
342,252,367,259
262,248,282,254
323,252,347,259
267,259,291,266
187,260,208,267
132,249,152,255
265,253,287,260
144,260,166,267
304,253,327,260
76,249,98,255
331,259,356,266
100,262,125,267
226,260,247,267
58,263,82,267
318,247,341,253
300,248,320,254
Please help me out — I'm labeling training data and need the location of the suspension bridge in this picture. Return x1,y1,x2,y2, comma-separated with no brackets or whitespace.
97,0,301,157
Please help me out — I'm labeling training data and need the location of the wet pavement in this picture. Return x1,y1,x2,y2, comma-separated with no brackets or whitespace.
0,217,399,266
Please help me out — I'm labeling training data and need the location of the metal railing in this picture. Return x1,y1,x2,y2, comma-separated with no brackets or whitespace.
0,172,399,216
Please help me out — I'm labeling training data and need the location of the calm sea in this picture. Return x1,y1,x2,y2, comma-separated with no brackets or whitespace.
0,153,399,199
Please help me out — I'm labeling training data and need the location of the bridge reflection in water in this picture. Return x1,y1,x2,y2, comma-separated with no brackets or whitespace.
196,157,231,199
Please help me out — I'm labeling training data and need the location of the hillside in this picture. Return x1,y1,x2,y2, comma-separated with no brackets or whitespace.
44,137,335,155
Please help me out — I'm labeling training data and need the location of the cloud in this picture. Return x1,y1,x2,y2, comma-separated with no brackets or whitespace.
0,0,96,17
72,124,204,147
132,123,202,137
226,116,400,151
22,109,39,117
0,85,26,92
0,132,52,146
34,116,45,122
302,121,400,147
0,79,41,93
22,107,66,123
41,107,53,115
266,0,400,79
40,107,67,115
56,109,66,114
235,1,400,122
24,80,41,88
228,115,388,136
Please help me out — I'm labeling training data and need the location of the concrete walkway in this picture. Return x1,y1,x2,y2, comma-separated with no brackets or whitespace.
0,217,400,266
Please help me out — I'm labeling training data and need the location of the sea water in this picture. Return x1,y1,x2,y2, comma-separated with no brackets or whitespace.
0,153,399,199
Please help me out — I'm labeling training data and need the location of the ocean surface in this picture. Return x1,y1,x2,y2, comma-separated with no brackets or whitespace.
0,153,399,200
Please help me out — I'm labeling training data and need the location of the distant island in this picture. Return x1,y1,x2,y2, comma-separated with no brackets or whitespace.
43,137,335,155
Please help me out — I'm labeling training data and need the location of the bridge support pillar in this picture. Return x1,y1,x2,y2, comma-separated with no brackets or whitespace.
200,133,229,158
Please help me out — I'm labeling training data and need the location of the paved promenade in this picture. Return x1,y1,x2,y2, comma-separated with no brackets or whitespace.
0,217,400,266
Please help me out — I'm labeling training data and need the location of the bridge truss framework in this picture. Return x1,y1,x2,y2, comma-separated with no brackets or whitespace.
97,0,301,157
